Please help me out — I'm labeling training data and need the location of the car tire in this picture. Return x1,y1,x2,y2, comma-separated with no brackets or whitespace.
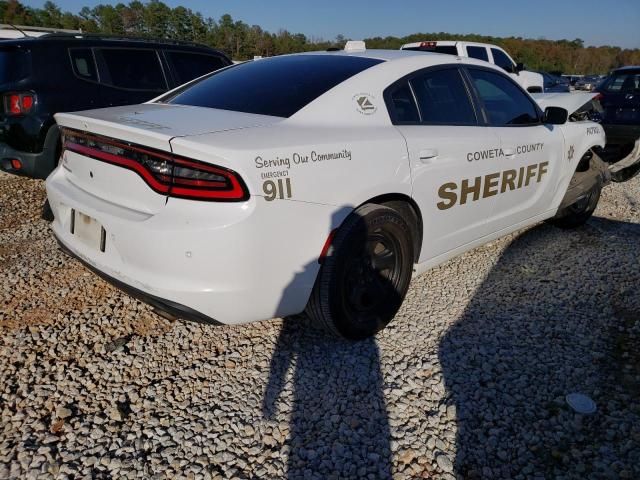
550,181,601,229
306,203,414,340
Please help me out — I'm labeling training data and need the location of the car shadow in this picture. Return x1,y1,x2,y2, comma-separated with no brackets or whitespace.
262,207,395,479
438,217,640,478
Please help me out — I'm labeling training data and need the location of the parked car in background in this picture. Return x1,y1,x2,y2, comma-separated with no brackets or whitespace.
400,40,544,93
595,66,640,180
0,34,231,180
575,75,604,91
539,72,570,93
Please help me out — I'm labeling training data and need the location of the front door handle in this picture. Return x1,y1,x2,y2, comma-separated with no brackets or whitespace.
503,147,516,157
419,149,439,163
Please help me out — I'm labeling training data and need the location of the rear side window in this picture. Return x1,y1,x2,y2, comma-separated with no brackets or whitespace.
491,48,514,72
97,48,166,91
166,55,383,118
603,72,640,93
69,48,98,82
410,68,477,124
0,48,29,83
468,68,539,125
466,46,489,62
166,51,228,85
387,83,420,123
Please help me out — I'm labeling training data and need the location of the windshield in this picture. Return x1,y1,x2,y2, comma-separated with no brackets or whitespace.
0,48,29,84
164,54,383,118
603,72,640,93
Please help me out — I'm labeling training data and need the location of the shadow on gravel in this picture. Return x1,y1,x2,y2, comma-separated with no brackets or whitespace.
262,317,392,479
439,217,640,479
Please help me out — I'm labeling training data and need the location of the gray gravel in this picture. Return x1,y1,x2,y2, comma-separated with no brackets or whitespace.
1,171,639,479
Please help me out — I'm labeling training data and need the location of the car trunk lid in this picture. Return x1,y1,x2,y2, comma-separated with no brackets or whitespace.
55,104,281,214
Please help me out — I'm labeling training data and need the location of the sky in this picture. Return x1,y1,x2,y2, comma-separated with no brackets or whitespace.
23,0,640,49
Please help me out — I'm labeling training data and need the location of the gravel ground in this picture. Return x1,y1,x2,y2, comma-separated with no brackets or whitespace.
0,171,639,480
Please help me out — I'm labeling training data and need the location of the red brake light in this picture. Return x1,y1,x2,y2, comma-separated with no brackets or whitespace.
4,92,35,115
61,128,249,202
420,41,437,49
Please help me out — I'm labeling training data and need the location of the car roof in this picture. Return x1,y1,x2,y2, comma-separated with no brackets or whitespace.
612,66,640,73
401,40,503,50
0,32,224,53
298,48,457,62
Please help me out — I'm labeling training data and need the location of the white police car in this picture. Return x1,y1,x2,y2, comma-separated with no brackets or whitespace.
46,44,608,339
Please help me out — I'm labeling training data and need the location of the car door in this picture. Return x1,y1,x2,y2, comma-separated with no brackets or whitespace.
464,66,565,232
387,66,501,262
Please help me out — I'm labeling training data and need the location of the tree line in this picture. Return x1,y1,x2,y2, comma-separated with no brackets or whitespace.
1,0,638,74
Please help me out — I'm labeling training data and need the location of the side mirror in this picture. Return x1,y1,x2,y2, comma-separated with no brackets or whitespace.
516,62,524,72
543,106,568,125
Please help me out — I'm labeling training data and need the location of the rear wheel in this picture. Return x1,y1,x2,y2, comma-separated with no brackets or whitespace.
550,181,601,229
306,204,414,340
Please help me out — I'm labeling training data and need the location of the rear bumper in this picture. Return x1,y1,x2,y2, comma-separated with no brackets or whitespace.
46,165,339,325
56,238,222,325
602,123,640,146
0,142,54,179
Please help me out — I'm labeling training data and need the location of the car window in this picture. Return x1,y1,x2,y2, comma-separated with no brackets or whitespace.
603,72,640,93
69,48,98,82
409,68,477,125
402,45,458,55
387,82,420,123
466,46,489,62
97,48,166,91
491,48,514,72
0,47,29,83
468,68,539,126
166,55,383,118
166,51,228,85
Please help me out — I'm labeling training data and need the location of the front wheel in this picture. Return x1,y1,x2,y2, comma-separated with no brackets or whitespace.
549,181,601,229
306,204,414,340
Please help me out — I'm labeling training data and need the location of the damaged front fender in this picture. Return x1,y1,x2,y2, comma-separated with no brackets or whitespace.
557,150,611,212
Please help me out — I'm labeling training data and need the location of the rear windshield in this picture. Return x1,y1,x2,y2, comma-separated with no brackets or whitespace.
0,48,29,84
165,54,383,117
402,45,458,55
603,72,640,93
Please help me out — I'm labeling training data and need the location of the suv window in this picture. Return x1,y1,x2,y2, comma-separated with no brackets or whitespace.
603,71,640,93
409,68,476,124
491,48,514,73
69,48,98,82
468,68,539,125
166,55,383,118
0,47,29,83
166,51,228,85
388,82,420,123
467,46,489,62
97,48,166,91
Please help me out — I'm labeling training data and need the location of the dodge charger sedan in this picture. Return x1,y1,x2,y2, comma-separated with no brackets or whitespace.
46,46,610,339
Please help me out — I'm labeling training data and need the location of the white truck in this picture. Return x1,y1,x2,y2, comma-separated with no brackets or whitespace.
400,40,544,93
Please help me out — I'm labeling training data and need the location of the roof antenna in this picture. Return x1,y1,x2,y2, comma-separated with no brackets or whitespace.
8,23,30,37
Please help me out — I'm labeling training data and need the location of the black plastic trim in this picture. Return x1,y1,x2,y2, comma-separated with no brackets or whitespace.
56,237,223,326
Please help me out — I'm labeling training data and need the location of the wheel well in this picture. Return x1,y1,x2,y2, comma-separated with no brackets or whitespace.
360,193,423,262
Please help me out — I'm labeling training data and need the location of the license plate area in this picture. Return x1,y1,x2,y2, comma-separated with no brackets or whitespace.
70,209,106,252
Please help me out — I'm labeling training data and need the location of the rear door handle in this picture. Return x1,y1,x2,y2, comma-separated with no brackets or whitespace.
419,149,439,163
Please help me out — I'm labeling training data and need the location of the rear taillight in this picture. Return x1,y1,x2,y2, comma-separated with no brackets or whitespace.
4,92,35,116
61,128,249,202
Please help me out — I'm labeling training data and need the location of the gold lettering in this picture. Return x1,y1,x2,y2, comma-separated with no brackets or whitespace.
460,177,482,205
437,182,458,210
525,164,537,187
483,173,500,198
537,161,549,182
501,169,517,193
